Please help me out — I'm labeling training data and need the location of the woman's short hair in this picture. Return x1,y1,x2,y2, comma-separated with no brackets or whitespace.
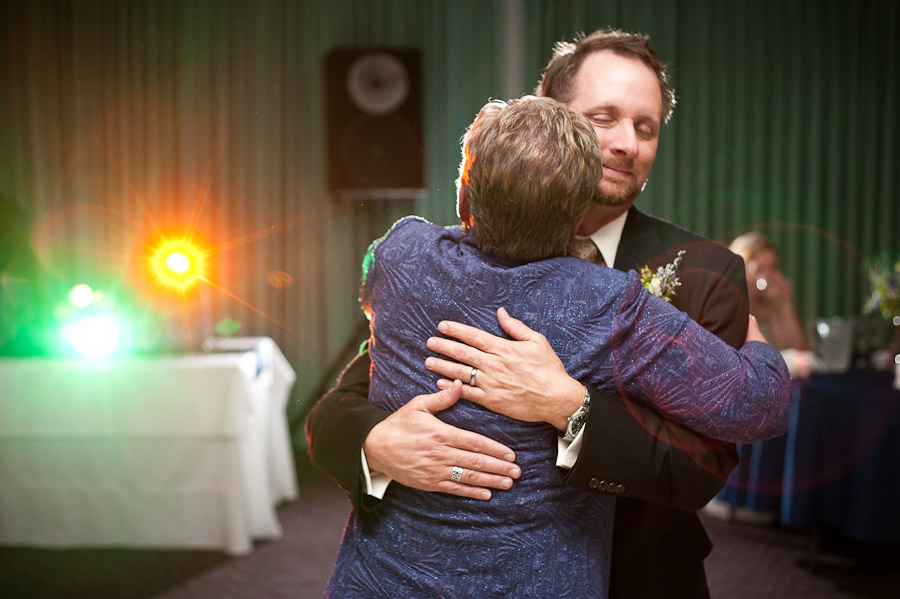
457,96,601,263
729,231,779,263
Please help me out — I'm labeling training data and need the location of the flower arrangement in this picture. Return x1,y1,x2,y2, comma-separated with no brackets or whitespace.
864,255,900,323
640,250,685,302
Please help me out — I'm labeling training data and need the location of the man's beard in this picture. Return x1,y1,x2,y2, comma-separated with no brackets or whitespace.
594,177,644,208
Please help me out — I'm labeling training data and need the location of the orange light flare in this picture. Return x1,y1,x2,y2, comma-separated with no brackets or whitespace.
145,234,214,296
127,200,331,343
137,227,306,341
202,277,302,338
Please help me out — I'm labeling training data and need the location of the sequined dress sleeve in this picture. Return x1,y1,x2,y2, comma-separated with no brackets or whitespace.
324,216,790,599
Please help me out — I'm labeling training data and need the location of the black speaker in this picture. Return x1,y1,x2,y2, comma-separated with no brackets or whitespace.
324,47,426,201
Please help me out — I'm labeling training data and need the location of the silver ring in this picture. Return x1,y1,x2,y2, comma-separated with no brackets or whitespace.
451,465,464,483
469,367,477,387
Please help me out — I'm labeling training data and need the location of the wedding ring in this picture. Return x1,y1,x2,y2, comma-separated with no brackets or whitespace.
451,466,464,483
470,367,478,387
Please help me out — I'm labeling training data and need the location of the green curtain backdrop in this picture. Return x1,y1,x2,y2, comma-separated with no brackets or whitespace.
520,0,899,324
1,0,897,450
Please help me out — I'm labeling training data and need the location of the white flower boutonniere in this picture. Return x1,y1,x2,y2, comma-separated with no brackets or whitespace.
640,250,685,302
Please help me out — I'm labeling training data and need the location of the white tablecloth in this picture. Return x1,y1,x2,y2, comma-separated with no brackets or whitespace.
0,338,298,555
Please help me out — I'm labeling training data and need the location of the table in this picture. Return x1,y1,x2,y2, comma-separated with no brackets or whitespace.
717,370,900,542
0,337,298,555
715,435,787,515
781,370,900,541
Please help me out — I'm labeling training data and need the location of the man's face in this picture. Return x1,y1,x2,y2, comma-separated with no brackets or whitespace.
566,51,662,209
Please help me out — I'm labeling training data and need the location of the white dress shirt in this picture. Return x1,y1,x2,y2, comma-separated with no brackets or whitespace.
364,210,631,498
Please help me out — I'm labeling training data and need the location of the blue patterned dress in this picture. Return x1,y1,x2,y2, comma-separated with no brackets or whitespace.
325,217,789,598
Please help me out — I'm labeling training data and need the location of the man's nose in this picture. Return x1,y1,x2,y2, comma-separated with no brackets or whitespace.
608,122,638,156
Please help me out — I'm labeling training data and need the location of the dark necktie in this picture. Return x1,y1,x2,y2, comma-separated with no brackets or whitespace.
567,237,607,266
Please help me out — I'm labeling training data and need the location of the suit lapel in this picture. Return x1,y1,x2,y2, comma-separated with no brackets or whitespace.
614,207,664,273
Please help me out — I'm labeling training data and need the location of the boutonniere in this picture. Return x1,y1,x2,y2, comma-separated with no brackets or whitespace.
640,250,685,302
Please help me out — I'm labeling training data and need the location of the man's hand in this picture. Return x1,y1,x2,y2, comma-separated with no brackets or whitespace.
363,380,521,500
425,307,584,432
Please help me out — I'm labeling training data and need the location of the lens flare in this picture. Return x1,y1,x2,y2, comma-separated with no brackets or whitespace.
68,284,95,308
62,314,121,359
165,252,190,274
148,238,209,293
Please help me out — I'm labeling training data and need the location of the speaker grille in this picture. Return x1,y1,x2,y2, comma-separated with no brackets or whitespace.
325,48,426,200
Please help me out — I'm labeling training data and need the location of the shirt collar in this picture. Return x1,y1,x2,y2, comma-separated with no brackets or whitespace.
572,210,629,268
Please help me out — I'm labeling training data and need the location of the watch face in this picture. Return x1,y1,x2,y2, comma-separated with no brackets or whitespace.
565,413,587,441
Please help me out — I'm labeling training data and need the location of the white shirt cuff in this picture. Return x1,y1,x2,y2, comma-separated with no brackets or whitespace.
556,425,586,469
361,447,391,499
362,429,585,493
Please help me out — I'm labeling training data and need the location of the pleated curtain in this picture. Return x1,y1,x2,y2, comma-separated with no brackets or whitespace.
1,0,897,448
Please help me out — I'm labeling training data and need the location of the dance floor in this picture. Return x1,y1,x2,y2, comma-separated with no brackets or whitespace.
1,466,899,599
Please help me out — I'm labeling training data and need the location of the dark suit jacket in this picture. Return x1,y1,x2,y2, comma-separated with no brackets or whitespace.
305,206,749,598
567,207,749,599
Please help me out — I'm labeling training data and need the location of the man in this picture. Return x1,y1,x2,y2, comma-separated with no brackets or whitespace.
308,29,751,598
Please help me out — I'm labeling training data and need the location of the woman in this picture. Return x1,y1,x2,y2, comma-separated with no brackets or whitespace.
324,97,790,598
730,231,820,377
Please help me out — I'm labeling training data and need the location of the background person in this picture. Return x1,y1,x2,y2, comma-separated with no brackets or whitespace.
729,231,821,378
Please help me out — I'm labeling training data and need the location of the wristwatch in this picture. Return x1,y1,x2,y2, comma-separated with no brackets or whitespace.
562,386,591,442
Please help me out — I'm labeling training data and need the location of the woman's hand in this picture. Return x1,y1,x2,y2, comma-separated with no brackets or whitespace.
745,314,768,344
425,307,585,432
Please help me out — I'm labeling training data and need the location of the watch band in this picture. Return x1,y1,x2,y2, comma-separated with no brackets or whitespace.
562,385,591,442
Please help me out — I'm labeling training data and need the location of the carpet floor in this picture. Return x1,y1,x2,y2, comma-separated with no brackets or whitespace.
2,479,898,598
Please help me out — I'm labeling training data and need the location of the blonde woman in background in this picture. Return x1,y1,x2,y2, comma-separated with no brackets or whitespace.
730,232,821,377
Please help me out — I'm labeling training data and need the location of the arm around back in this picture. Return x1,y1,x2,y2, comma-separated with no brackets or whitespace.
566,274,791,444
306,348,389,510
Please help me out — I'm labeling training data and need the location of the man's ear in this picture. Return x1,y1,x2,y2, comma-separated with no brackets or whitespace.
457,186,474,230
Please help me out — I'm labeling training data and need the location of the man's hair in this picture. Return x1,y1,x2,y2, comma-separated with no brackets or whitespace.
456,96,601,263
537,28,676,125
